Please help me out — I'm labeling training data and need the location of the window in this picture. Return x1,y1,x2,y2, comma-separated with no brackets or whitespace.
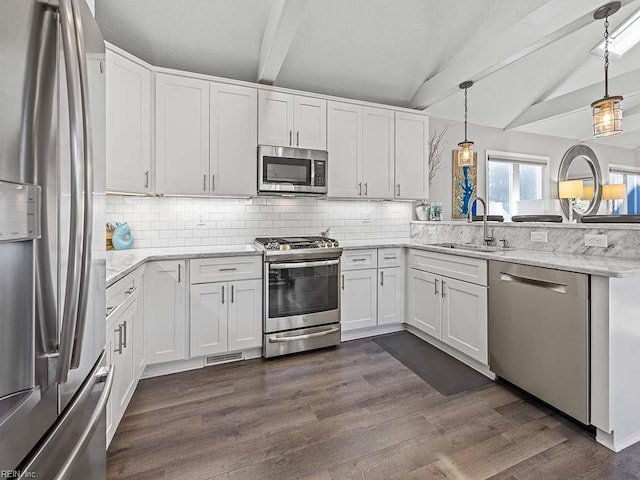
486,151,548,221
609,166,640,215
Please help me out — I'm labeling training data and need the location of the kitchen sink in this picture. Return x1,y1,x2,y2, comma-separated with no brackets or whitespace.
429,242,512,253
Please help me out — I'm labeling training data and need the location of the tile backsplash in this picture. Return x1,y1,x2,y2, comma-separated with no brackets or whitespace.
106,196,411,248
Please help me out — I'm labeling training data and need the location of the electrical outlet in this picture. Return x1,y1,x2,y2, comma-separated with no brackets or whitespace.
530,231,548,243
361,212,372,224
196,212,207,229
585,233,608,248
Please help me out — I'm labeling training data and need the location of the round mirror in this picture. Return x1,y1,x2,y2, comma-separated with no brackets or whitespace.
558,145,602,221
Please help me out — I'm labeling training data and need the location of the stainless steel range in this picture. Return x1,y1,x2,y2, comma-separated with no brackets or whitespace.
255,237,342,357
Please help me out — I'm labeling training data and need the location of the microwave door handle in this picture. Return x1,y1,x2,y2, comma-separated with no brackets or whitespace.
57,0,85,384
70,0,95,370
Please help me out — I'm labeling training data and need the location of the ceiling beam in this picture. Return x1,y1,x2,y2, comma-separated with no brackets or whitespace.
407,0,638,110
506,68,640,130
256,0,311,85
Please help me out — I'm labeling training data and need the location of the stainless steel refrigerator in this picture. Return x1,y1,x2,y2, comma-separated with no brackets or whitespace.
1,0,111,478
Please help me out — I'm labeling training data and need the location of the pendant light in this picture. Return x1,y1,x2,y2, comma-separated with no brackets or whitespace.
457,81,474,166
592,2,623,138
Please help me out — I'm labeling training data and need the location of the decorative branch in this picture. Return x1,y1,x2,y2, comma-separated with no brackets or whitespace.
428,122,449,186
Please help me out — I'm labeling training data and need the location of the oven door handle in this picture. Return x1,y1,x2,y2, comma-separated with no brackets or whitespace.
268,327,340,343
269,259,340,269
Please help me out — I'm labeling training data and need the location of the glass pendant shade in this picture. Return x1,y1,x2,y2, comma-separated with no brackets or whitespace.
592,96,623,137
457,141,475,166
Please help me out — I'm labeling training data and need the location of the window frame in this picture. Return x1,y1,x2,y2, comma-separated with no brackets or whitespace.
609,163,640,214
485,150,550,219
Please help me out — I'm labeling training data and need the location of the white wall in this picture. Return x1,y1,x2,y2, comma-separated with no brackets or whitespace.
106,196,411,249
428,117,640,220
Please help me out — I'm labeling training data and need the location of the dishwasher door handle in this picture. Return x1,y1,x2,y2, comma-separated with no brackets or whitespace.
499,272,568,294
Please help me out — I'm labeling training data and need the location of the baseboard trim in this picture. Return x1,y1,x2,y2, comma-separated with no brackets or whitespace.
597,428,640,453
405,325,495,380
141,347,262,379
341,323,405,342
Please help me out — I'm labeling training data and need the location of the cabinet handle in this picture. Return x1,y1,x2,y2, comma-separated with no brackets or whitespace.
383,256,397,260
203,173,207,192
106,306,115,316
434,278,439,296
222,285,225,304
114,325,123,355
122,320,127,348
125,286,137,295
144,170,149,189
211,174,215,192
352,258,367,262
296,131,300,146
219,267,237,272
341,274,345,290
380,271,384,286
364,182,368,196
397,184,401,196
231,285,235,303
441,280,446,298
178,264,181,284
358,182,362,195
289,130,292,146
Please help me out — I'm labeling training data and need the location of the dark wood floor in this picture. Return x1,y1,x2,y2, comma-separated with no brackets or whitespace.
107,338,640,480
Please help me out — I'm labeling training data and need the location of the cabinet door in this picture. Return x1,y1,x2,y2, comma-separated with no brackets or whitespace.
394,111,429,200
144,261,187,364
258,91,294,147
190,283,228,357
156,74,210,195
362,107,394,199
210,83,258,196
341,269,377,331
106,50,152,194
109,300,136,438
441,277,488,364
294,96,327,150
228,279,262,351
133,274,146,379
378,268,403,325
327,101,362,198
407,269,441,338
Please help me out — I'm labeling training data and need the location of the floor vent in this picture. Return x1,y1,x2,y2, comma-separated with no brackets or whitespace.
205,352,243,365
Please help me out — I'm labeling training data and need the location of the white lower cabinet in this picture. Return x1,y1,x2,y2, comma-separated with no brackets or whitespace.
341,248,403,332
341,269,378,330
144,261,187,364
190,278,262,357
408,266,488,364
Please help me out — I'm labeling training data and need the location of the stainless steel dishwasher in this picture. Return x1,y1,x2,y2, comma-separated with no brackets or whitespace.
489,261,589,424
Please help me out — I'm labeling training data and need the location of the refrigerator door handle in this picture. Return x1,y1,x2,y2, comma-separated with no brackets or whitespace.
70,0,95,370
57,0,86,384
54,364,114,480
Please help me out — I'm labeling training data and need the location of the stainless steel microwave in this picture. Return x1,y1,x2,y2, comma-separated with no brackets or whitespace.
258,146,328,195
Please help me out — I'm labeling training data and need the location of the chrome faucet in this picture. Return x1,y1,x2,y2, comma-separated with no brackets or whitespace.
320,227,331,238
467,195,495,246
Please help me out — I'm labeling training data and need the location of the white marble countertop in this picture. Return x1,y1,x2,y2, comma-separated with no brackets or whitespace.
106,245,260,286
106,238,640,287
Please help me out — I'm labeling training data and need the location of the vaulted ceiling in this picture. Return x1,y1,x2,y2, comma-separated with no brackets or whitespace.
96,0,640,150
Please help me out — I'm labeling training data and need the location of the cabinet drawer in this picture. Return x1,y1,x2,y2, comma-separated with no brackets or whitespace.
341,249,377,271
190,256,262,284
107,270,141,319
377,248,402,268
409,249,487,286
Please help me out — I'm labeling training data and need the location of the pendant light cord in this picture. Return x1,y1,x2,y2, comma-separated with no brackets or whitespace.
604,16,610,97
464,86,468,141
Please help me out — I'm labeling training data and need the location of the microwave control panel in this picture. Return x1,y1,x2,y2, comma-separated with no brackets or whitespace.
314,161,326,186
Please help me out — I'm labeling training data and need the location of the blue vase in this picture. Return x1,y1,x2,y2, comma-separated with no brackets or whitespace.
112,222,134,250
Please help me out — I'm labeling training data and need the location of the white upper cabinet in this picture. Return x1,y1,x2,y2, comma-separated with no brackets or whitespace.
395,111,429,200
258,91,294,147
210,83,257,196
327,101,362,198
105,48,152,194
259,91,327,149
294,96,327,150
155,74,210,195
362,107,394,199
